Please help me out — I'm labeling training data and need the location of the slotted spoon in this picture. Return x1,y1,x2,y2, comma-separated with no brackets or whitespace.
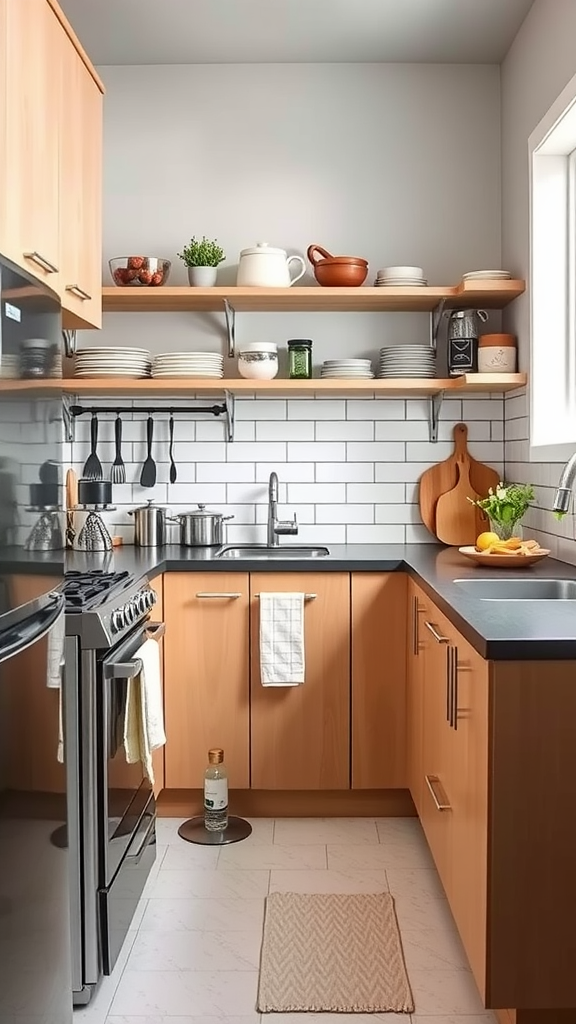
110,415,126,484
82,413,103,481
140,416,157,488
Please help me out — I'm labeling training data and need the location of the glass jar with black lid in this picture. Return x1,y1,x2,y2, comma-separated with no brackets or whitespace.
288,339,313,379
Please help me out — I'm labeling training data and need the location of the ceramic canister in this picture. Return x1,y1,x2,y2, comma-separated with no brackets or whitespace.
478,333,517,373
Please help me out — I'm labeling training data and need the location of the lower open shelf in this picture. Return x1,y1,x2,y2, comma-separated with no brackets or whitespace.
0,372,526,397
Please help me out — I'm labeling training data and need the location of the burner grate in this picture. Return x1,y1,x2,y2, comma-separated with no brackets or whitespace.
63,570,132,610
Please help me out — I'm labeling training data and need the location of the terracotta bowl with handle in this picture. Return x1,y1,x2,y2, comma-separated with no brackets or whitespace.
307,244,368,287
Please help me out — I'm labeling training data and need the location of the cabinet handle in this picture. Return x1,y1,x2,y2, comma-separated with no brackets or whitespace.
452,647,459,730
255,593,317,601
196,592,242,599
424,620,450,643
23,251,59,274
66,284,92,300
425,773,451,811
412,595,418,655
446,646,452,724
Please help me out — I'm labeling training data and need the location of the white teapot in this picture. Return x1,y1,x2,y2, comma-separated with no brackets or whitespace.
236,242,306,288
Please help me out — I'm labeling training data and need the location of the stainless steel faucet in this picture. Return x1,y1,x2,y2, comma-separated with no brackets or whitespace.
267,471,298,546
553,454,576,515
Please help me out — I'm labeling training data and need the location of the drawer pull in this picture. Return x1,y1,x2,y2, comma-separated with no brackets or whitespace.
424,621,450,643
425,774,451,812
196,592,242,599
23,250,59,273
412,595,418,655
452,646,459,731
66,284,92,300
256,593,317,600
446,646,452,724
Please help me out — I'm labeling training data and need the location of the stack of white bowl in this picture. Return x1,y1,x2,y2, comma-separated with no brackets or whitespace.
462,270,512,282
374,266,427,287
320,359,374,379
378,345,436,379
73,348,151,378
152,351,224,379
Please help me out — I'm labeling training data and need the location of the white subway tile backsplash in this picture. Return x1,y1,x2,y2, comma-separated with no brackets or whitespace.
297,524,346,544
255,462,315,483
315,421,374,441
255,502,315,524
375,420,428,441
376,462,432,483
505,391,528,420
196,463,255,483
195,419,226,441
405,441,454,462
347,441,405,462
375,503,421,525
347,482,405,503
288,482,346,504
288,441,345,462
256,421,314,441
228,442,286,462
172,442,226,462
169,482,226,504
316,504,375,524
236,399,287,419
346,524,405,543
505,417,529,441
316,462,374,483
221,503,256,525
288,399,345,420
347,399,405,420
405,524,437,544
226,482,268,504
462,398,504,420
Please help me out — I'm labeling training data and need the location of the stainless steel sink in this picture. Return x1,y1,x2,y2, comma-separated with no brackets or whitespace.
453,578,576,600
217,545,330,559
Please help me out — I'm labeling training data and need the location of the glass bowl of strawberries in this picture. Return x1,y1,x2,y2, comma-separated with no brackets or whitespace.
109,256,171,287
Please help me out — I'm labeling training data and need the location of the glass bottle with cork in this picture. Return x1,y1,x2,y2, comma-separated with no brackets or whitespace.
204,748,228,832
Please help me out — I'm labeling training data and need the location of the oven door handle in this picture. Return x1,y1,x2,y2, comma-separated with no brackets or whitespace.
130,812,156,865
145,621,165,640
104,658,143,680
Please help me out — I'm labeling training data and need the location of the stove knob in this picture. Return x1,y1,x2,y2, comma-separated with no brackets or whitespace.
137,591,149,614
111,608,125,633
124,600,137,625
148,589,158,609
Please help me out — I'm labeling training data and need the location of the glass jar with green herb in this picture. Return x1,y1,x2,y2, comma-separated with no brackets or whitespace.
288,339,312,379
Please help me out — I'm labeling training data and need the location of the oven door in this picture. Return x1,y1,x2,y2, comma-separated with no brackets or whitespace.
97,620,164,887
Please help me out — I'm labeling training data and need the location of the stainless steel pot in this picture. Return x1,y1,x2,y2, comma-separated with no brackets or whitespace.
174,504,234,547
128,500,170,546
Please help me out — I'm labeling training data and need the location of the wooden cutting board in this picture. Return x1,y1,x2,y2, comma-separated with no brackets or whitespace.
419,423,500,538
435,456,480,546
66,468,78,548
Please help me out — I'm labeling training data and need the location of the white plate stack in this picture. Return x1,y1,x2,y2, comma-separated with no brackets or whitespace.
73,348,151,378
320,359,374,379
378,345,436,379
375,265,427,287
462,270,512,281
152,351,224,379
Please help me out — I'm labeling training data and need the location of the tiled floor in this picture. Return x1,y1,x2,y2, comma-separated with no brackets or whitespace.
73,816,497,1024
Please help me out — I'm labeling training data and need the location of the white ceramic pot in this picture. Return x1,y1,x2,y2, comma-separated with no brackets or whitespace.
478,347,517,373
236,242,306,288
238,342,278,380
188,266,218,287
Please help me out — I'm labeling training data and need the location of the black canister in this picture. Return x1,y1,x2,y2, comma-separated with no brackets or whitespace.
288,339,313,379
448,337,478,376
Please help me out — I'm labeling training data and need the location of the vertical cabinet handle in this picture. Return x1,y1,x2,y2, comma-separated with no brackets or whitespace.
446,646,452,724
23,251,59,273
452,647,459,730
412,595,419,655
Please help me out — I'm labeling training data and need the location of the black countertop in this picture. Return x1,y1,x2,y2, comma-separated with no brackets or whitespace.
3,543,576,660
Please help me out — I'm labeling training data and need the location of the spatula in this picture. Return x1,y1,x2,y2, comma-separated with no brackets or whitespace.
140,416,157,488
169,414,177,484
82,413,103,481
435,455,480,546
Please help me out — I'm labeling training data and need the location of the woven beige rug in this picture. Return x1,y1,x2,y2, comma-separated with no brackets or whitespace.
257,891,414,1014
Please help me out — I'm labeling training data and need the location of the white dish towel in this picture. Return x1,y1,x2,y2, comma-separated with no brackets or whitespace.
259,592,305,686
46,610,66,763
124,638,166,785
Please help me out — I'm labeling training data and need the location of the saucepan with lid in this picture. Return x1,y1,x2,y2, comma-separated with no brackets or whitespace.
173,504,234,547
129,499,171,546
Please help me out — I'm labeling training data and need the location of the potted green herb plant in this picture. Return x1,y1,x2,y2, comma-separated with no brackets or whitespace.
468,482,534,540
177,236,225,286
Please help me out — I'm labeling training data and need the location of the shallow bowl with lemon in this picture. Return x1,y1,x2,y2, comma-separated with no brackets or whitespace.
459,532,550,567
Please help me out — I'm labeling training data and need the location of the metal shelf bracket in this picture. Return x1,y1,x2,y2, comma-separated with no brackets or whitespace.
62,393,75,443
224,389,235,442
429,297,447,353
223,299,236,358
428,392,443,443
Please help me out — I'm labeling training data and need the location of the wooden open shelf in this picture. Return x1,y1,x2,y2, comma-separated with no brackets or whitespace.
0,373,527,398
101,279,525,314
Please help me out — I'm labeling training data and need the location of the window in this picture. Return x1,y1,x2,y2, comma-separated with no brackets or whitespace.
530,72,576,460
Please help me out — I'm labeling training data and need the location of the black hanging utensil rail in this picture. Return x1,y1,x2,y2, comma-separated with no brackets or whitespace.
66,390,236,443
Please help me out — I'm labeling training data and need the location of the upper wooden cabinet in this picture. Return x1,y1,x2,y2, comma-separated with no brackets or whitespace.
60,25,103,329
250,572,350,790
164,573,250,790
0,0,103,327
2,0,61,286
351,573,407,789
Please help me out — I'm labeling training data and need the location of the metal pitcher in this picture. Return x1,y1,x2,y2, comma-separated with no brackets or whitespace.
446,308,488,341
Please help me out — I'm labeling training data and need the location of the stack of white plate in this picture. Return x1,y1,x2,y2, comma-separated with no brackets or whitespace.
462,270,512,281
375,266,427,287
73,348,151,378
378,345,436,379
152,351,224,379
0,355,19,379
320,359,374,379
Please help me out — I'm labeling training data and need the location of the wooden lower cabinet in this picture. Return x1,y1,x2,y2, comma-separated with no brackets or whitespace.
164,573,250,790
250,572,350,790
406,580,428,816
351,573,407,788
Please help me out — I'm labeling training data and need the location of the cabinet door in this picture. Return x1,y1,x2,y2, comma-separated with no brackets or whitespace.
449,632,488,994
419,608,453,895
406,580,427,815
2,0,61,285
250,572,350,790
60,36,103,329
351,573,407,788
164,574,250,790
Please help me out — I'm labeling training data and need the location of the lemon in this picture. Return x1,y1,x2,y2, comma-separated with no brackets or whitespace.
476,531,500,551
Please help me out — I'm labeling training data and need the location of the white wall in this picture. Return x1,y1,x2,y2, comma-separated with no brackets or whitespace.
501,0,576,558
74,61,506,542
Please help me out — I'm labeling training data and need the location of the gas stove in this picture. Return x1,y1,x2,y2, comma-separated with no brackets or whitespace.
64,569,158,649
